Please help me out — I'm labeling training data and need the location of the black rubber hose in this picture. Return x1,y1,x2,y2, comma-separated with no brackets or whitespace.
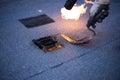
88,27,96,36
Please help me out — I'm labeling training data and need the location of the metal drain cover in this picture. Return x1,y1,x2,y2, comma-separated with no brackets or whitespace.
19,14,55,28
33,36,63,53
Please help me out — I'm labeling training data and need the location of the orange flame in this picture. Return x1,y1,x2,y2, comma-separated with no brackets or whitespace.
61,3,87,20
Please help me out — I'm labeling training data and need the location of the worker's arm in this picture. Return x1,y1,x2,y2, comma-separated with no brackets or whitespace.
84,0,95,4
86,0,110,28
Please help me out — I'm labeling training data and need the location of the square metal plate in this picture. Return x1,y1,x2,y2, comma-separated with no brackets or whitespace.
19,14,55,28
33,36,63,52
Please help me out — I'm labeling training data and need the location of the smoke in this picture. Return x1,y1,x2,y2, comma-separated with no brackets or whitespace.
61,3,87,20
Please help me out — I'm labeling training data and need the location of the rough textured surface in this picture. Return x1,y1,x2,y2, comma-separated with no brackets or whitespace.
0,0,120,80
19,14,55,28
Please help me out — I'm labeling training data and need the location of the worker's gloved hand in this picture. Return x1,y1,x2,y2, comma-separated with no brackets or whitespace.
87,1,109,28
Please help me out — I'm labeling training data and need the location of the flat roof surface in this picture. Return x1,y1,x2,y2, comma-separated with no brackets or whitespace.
0,0,120,80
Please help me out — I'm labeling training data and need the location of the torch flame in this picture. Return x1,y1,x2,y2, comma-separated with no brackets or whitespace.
61,3,87,20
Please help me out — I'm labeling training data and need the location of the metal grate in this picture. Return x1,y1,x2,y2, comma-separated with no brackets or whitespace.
19,14,55,28
32,36,63,53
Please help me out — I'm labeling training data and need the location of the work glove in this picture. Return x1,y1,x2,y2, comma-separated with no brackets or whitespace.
87,1,109,28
